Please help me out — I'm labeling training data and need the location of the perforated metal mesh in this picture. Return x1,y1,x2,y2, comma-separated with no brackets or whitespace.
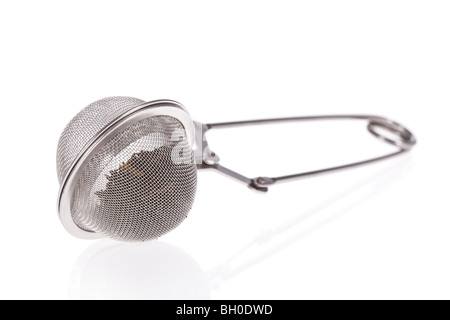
57,97,197,242
57,97,146,184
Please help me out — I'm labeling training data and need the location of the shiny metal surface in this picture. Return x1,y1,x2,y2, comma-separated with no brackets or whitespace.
200,115,416,191
57,97,416,241
57,98,196,240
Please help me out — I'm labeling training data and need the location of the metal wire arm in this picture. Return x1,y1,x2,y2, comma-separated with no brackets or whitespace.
196,115,416,192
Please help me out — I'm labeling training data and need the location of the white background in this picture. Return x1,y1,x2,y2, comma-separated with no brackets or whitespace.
0,1,449,300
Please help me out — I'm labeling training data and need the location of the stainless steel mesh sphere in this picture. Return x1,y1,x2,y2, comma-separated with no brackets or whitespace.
57,97,197,242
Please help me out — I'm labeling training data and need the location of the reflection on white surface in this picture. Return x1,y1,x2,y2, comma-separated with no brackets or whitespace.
71,157,411,300
70,241,210,300
206,156,412,287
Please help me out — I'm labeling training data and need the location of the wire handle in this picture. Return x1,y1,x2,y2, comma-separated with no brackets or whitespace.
196,115,416,192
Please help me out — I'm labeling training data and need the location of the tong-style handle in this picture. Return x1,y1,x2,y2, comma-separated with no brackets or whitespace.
197,115,416,192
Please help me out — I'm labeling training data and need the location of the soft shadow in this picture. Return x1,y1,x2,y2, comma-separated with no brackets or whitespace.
71,155,412,299
69,241,210,300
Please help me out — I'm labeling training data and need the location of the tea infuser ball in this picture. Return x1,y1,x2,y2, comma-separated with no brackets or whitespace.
57,97,197,242
57,96,416,242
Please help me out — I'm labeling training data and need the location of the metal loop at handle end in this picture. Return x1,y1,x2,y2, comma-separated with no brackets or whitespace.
368,119,416,151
